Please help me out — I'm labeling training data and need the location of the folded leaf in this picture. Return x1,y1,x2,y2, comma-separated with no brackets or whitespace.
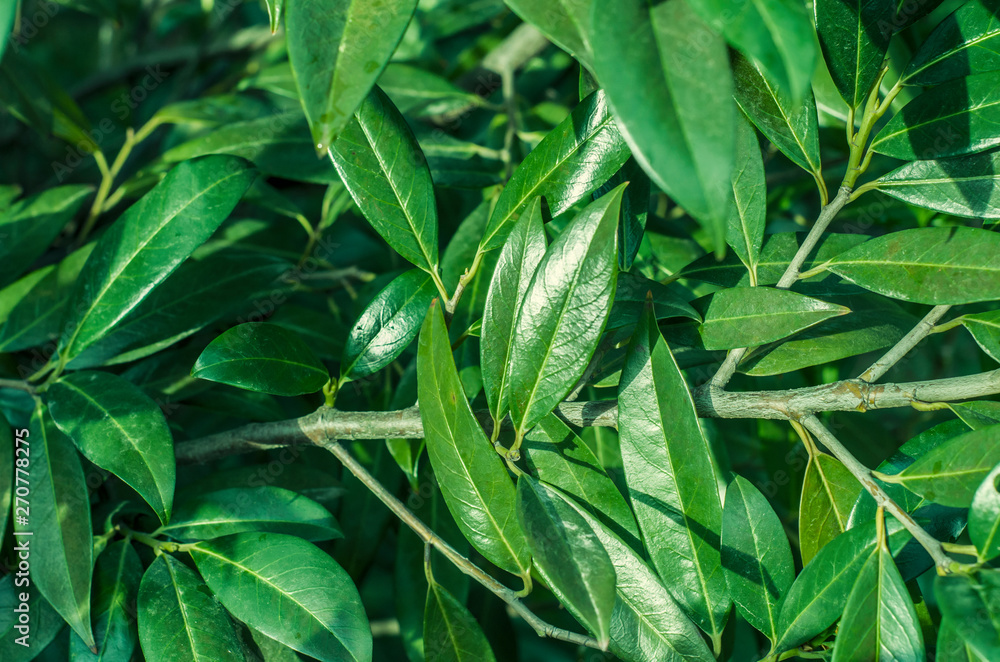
423,580,497,662
727,114,766,280
799,453,863,565
868,152,1000,219
903,0,1000,86
963,310,1000,363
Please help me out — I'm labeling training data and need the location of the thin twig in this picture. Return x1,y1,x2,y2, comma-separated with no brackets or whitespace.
0,379,35,394
859,305,952,383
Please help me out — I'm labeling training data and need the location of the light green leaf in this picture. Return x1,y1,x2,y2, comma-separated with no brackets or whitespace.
963,310,1000,363
341,269,435,381
823,227,1000,305
971,463,1000,561
727,114,766,279
71,541,143,662
508,185,623,436
505,0,592,67
799,453,863,566
58,155,257,364
935,571,1000,659
903,0,1000,86
48,370,175,524
867,152,1000,219
137,554,244,662
286,0,418,152
417,301,531,579
481,90,630,251
192,323,329,396
937,619,989,662
0,0,15,63
814,0,894,108
618,304,730,639
480,198,546,424
191,533,371,662
589,0,733,252
423,580,496,662
950,402,1000,430
328,87,440,275
722,476,794,642
266,0,283,32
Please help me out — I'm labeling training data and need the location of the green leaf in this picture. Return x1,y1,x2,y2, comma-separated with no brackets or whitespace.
823,227,1000,305
937,619,989,662
71,541,143,662
505,0,592,67
423,580,496,662
607,272,700,331
158,487,342,542
417,301,531,579
963,310,1000,363
192,323,329,396
0,185,91,288
0,417,8,544
328,87,440,275
191,532,371,662
721,476,794,642
266,0,283,32
950,402,1000,430
517,476,616,646
831,537,924,661
480,198,546,424
697,287,849,351
19,406,94,649
589,0,733,252
881,424,1000,507
0,0,14,63
774,520,911,654
287,0,417,153
867,152,1000,219
48,370,175,524
508,185,623,436
902,0,1000,86
732,55,822,180
935,570,1000,659
341,269,435,381
596,157,649,271
687,0,815,102
799,453,863,565
69,252,291,369
871,73,1000,160
618,304,730,639
727,114,766,279
971,463,1000,561
0,575,65,661
814,0,893,108
378,63,483,117
137,554,244,662
480,90,630,252
58,155,257,364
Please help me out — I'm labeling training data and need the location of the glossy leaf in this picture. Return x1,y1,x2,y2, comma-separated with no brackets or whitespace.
903,0,1000,86
191,533,371,662
508,185,623,435
963,310,1000,363
328,87,440,274
158,487,342,542
505,0,592,67
727,114,766,279
881,424,1000,507
20,406,94,649
517,476,616,647
341,269,435,380
799,453,864,565
72,541,143,662
481,90,629,251
970,463,1000,561
618,305,730,639
423,580,497,662
935,571,1000,659
868,152,1000,219
417,301,531,578
872,73,1000,160
286,0,418,152
815,0,894,108
480,198,546,424
950,402,1000,430
596,157,649,270
48,370,175,524
589,0,733,252
137,554,244,662
265,0,283,32
722,476,794,642
192,323,329,396
58,155,256,363
823,227,1000,305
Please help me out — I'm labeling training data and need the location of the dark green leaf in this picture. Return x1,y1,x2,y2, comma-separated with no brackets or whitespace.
508,185,623,435
58,155,257,363
618,304,730,639
0,575,65,661
71,541,143,662
935,570,1000,659
423,580,496,662
823,227,1000,305
192,323,329,396
815,0,894,108
727,114,766,279
341,269,435,381
963,310,1000,363
868,152,1000,219
0,414,10,543
607,272,700,331
378,64,483,117
481,90,630,251
799,453,863,565
872,73,1000,160
286,0,417,152
191,533,371,662
48,370,175,524
903,0,1000,86
137,554,244,662
596,158,649,271
589,0,733,252
0,0,14,63
517,475,616,646
970,463,1000,561
417,301,531,579
328,87,441,276
722,476,794,642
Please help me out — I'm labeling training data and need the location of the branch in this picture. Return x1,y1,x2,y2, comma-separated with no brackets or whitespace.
174,369,1000,464
798,415,954,572
0,379,34,394
859,305,953,383
316,435,602,651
